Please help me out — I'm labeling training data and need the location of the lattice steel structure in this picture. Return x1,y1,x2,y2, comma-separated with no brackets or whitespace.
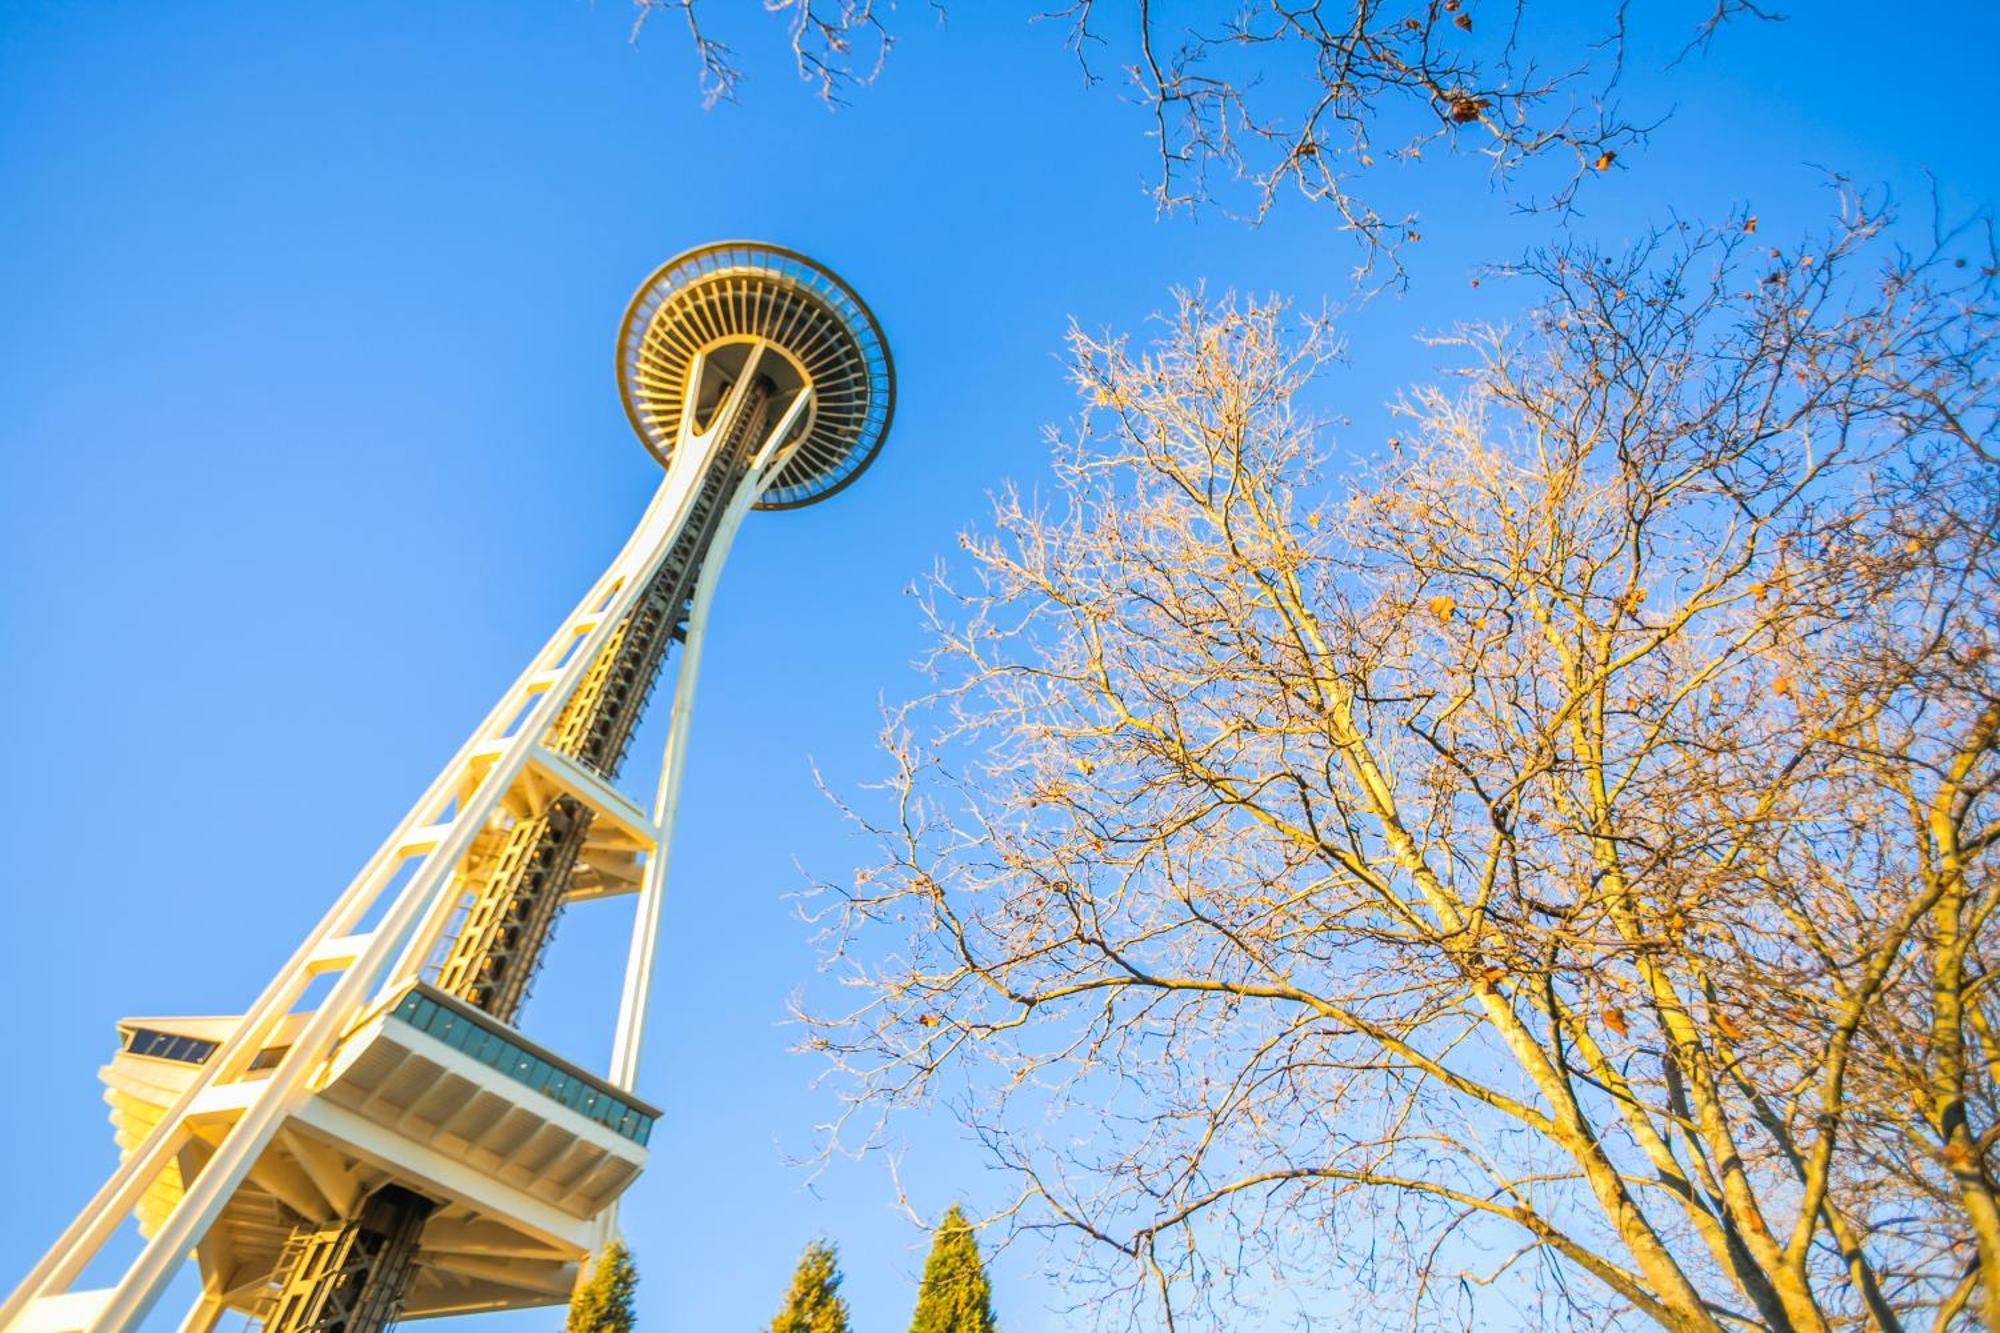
2,243,893,1333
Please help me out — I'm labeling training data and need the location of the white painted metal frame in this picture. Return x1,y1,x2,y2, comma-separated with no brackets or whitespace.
1,343,812,1333
605,398,780,1096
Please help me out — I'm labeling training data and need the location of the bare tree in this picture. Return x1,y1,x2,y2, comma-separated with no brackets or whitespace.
802,196,2000,1329
631,0,896,107
628,1,1772,277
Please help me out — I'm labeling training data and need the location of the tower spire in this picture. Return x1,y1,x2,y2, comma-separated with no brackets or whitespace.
1,243,893,1333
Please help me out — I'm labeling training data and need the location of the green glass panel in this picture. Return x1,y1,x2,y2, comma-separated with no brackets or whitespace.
385,991,653,1142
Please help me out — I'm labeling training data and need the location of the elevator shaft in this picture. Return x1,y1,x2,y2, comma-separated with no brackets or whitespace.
260,1187,435,1333
431,380,772,1021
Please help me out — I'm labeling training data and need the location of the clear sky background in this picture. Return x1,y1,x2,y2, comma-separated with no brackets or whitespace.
0,3,1994,1330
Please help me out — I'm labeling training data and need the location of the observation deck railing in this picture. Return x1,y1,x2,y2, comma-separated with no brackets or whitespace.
383,985,655,1145
117,982,657,1147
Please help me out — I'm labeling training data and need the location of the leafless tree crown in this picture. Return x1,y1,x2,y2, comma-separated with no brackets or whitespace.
803,197,2000,1329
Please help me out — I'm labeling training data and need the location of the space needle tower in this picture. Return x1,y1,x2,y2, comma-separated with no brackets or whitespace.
2,243,894,1333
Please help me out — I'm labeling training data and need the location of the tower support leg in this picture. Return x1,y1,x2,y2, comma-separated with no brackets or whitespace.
596,377,797,1249
175,1292,224,1333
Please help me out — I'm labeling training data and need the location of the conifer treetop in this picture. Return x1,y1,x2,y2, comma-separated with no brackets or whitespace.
566,1240,638,1333
771,1239,851,1333
909,1205,998,1333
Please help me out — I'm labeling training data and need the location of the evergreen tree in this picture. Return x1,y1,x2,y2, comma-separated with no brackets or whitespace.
566,1240,638,1333
770,1240,851,1333
908,1206,998,1333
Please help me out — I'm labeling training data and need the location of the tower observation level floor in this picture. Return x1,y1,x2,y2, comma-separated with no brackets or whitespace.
94,985,654,1324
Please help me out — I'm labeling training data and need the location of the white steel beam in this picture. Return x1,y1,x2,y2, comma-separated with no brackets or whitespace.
289,1099,595,1254
608,384,812,1099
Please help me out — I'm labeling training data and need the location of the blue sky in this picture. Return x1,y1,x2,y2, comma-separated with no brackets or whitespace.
0,2,1993,1329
